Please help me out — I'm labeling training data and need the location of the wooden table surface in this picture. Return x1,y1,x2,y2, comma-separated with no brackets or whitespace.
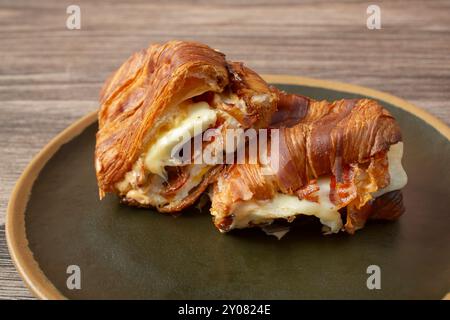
1,0,449,299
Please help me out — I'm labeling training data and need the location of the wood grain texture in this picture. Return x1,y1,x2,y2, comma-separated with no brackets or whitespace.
1,0,449,299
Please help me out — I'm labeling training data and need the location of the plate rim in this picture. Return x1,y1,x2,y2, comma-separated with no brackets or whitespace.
6,75,450,300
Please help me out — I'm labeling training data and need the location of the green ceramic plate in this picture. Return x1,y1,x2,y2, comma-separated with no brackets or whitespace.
6,76,450,299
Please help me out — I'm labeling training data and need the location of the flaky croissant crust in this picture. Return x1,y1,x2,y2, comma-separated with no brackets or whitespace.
272,91,402,191
95,41,276,198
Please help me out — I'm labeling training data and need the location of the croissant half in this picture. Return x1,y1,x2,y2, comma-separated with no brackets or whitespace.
95,41,277,212
209,91,407,234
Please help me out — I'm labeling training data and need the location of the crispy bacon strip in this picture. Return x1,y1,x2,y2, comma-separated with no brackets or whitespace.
160,166,190,198
296,180,320,203
330,151,390,209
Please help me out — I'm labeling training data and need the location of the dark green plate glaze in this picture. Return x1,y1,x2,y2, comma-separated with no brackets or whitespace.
22,83,450,299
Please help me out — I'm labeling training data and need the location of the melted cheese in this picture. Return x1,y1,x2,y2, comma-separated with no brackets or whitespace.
229,142,408,234
374,142,407,197
144,101,217,178
115,94,244,207
230,177,343,234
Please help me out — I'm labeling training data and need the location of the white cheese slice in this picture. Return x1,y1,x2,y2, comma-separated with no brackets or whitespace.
144,101,217,178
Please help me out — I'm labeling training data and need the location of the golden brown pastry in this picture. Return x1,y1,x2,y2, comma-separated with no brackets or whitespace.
95,41,277,212
210,90,407,234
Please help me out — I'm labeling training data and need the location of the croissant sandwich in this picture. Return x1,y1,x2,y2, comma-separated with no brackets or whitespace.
209,91,408,234
95,41,277,212
95,40,407,235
